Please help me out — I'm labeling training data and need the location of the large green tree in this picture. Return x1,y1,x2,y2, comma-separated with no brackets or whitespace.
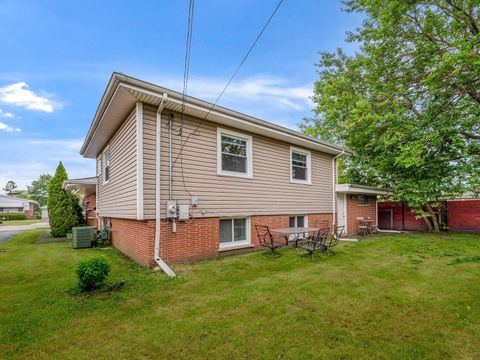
301,0,480,231
27,174,52,207
47,162,79,237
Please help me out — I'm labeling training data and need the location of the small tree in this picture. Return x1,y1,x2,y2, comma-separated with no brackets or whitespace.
3,180,18,197
48,162,78,237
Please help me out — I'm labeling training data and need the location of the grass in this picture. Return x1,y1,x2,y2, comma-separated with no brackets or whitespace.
0,219,41,226
1,230,480,359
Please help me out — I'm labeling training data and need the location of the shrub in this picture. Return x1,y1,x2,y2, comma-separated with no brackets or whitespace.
48,162,79,237
75,256,111,291
0,214,27,221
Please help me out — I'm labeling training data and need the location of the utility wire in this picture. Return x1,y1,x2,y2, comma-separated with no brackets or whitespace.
177,0,196,197
173,0,285,166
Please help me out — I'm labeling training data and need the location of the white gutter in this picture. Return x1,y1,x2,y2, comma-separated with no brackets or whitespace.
332,150,347,227
154,93,176,277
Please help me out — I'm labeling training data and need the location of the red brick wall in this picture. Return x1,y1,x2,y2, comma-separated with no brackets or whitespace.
25,203,35,219
110,218,156,267
160,217,220,264
378,202,430,231
107,212,333,267
346,195,377,236
446,200,480,233
83,194,97,227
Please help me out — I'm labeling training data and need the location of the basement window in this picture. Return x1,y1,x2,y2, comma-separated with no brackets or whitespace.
219,218,250,249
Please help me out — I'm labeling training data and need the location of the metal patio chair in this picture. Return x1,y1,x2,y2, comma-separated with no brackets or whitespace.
255,225,284,256
298,226,330,260
357,217,369,236
323,225,345,255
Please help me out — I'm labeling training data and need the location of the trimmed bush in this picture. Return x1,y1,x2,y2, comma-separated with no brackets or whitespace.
48,162,79,237
0,214,27,221
76,256,111,291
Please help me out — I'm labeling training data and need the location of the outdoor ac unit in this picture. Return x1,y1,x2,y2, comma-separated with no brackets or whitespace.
72,226,96,249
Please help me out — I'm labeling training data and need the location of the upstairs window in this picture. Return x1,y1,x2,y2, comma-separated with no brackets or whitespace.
217,128,252,178
103,148,110,184
291,147,311,184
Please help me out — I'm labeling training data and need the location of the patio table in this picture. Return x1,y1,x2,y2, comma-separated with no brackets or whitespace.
271,227,320,246
364,219,375,234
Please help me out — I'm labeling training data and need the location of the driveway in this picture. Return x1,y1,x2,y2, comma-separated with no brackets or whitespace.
0,222,50,244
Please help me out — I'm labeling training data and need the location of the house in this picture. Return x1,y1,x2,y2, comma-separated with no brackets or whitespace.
336,184,388,236
0,194,37,219
63,177,98,227
79,72,351,273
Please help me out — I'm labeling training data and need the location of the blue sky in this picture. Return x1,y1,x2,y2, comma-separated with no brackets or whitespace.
0,0,363,190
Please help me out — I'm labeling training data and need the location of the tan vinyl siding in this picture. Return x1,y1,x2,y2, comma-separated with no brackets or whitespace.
144,108,334,219
97,108,138,219
143,105,157,218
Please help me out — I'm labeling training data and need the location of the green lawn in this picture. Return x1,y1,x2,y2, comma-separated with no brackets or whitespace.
1,230,480,359
0,219,41,226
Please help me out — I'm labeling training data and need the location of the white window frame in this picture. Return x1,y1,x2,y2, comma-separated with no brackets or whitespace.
102,147,110,185
290,146,311,184
219,217,251,250
289,215,308,228
217,128,253,179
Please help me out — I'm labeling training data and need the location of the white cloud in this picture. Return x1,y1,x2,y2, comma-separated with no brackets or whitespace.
0,82,61,112
0,137,94,191
0,121,20,132
160,75,313,112
0,109,15,118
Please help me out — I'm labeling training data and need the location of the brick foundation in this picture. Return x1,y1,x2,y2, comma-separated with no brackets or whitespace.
108,213,333,267
110,218,156,267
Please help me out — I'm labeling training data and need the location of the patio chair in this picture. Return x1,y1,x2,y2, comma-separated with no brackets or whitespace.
323,225,345,255
356,217,369,236
255,225,284,256
306,219,330,241
297,226,330,259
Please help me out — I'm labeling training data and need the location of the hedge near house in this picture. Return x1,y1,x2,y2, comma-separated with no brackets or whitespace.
47,162,79,237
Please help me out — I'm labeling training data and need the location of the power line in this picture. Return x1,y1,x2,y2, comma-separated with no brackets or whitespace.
178,0,196,197
173,0,285,166
178,0,195,134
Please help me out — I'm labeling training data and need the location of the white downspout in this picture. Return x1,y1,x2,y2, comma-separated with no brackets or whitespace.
332,150,346,227
154,94,176,277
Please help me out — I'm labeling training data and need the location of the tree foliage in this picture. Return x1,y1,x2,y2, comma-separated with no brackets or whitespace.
3,180,19,197
301,0,480,231
47,162,80,237
27,174,52,207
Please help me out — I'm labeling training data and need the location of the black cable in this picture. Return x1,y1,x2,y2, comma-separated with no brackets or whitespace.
173,0,285,167
177,0,195,197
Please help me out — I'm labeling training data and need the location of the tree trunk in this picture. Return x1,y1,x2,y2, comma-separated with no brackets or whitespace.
422,215,434,232
426,204,440,232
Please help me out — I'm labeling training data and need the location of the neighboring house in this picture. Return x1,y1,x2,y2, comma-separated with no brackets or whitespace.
336,184,388,236
0,194,37,219
79,73,351,272
63,177,98,227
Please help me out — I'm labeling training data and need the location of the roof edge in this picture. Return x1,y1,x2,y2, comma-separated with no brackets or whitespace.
81,72,351,157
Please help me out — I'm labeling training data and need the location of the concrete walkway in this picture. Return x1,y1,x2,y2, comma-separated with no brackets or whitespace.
0,222,50,244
